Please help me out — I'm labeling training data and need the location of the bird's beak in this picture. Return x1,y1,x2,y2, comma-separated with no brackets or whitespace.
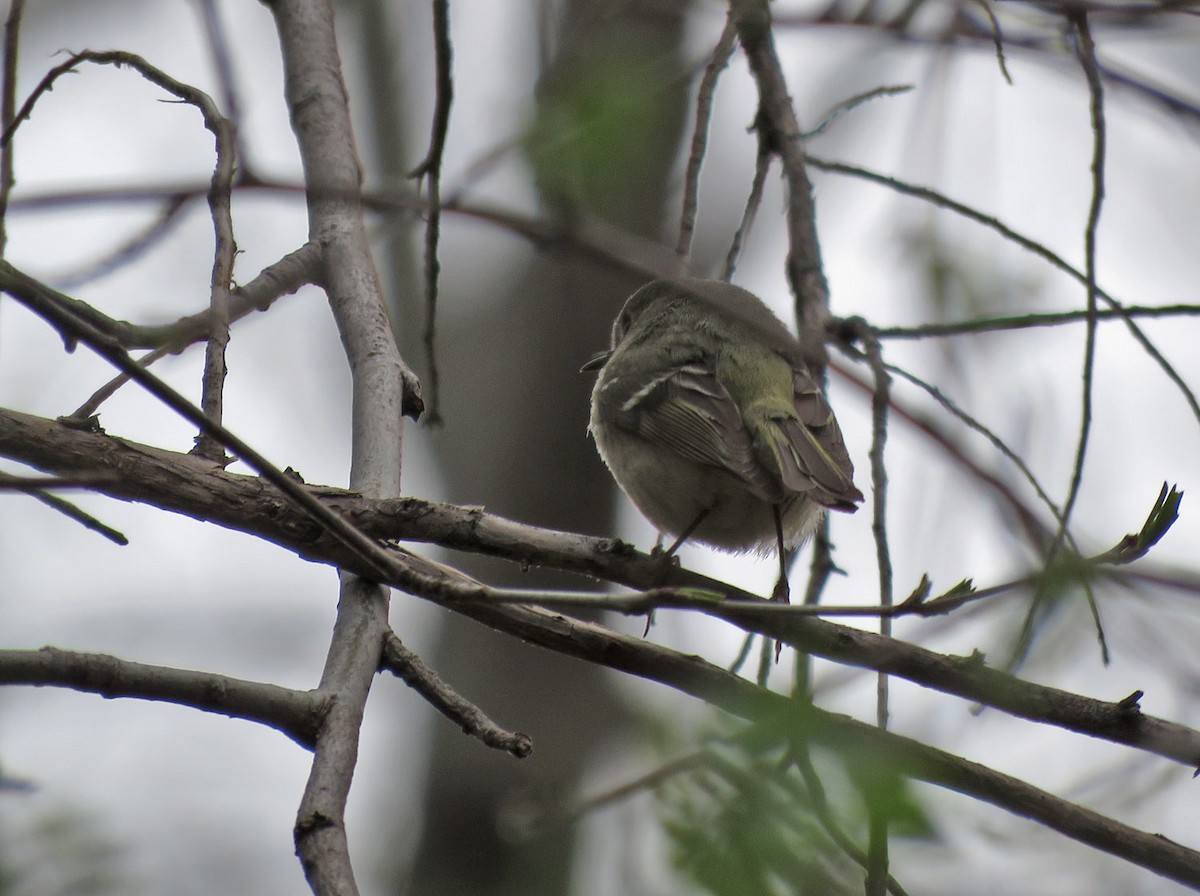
580,350,611,373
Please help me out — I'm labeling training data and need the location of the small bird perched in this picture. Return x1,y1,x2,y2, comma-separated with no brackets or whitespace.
583,278,862,601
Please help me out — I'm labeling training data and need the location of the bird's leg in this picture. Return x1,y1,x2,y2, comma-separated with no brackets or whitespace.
654,505,712,560
771,505,791,604
644,506,713,637
771,505,792,661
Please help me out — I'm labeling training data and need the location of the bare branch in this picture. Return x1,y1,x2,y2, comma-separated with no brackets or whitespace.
0,0,25,256
268,0,426,890
55,195,190,289
0,470,128,545
194,0,248,168
7,49,245,459
831,356,1056,550
676,12,737,268
2,405,1199,774
5,54,252,458
0,646,322,746
731,0,832,342
63,241,318,419
859,327,894,891
722,138,771,282
408,0,454,425
0,260,413,594
1056,9,1107,544
811,155,1200,430
380,632,532,758
875,303,1200,339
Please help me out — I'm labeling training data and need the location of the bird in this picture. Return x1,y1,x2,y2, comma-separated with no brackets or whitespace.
583,277,862,602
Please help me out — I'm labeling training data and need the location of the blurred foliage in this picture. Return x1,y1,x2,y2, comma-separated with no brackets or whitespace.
525,32,684,219
900,225,1048,324
0,801,137,896
657,727,934,896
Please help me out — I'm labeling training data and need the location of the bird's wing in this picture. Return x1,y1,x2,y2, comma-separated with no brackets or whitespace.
595,360,779,503
762,372,863,510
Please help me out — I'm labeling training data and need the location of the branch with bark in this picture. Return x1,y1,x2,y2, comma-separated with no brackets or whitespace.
1,1,1198,893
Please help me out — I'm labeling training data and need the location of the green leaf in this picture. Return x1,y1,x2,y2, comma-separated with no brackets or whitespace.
525,40,680,216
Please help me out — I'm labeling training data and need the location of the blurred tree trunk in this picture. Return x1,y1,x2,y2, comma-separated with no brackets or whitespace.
355,1,692,892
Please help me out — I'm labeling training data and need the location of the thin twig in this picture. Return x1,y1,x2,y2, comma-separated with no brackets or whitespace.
728,630,757,675
380,632,531,757
69,242,321,420
969,0,1012,85
720,144,768,280
195,0,248,168
195,78,239,461
525,748,713,834
756,629,774,687
810,156,1200,429
875,303,1200,339
676,12,738,268
71,346,172,421
721,145,770,281
409,0,454,426
882,360,1064,528
732,0,831,337
795,517,836,697
54,195,190,289
0,0,25,257
1056,10,1106,543
0,471,128,545
859,326,893,894
1004,10,1113,674
800,84,913,139
831,355,1055,553
862,338,894,630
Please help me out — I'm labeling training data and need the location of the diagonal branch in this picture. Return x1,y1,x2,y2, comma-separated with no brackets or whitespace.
731,0,832,345
2,404,1199,773
380,632,532,758
1,475,127,544
4,402,1200,882
64,239,319,421
676,11,738,268
810,156,1200,430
